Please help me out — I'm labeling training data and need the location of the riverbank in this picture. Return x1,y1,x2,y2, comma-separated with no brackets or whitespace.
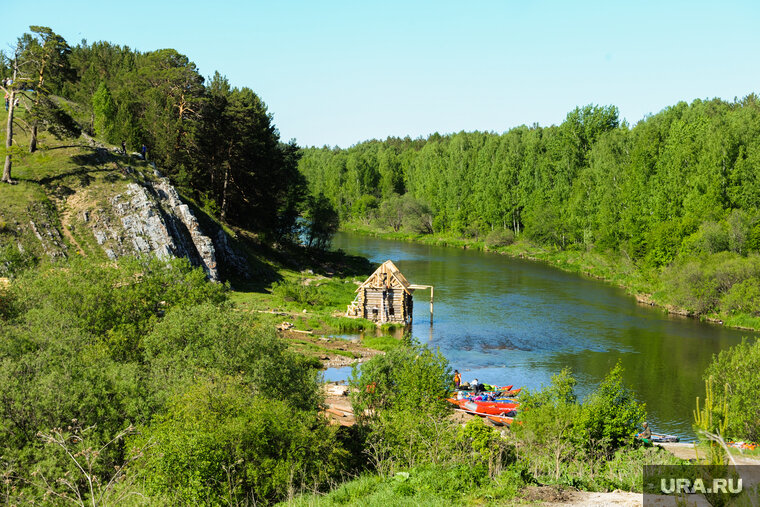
340,223,760,333
228,247,408,367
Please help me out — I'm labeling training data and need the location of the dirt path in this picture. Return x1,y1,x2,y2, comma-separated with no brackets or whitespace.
657,442,760,465
58,192,89,255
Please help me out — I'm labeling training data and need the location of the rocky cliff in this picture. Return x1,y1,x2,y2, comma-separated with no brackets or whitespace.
84,169,248,281
0,148,249,281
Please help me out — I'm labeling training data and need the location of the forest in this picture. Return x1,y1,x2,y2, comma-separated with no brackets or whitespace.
1,26,314,243
299,100,760,323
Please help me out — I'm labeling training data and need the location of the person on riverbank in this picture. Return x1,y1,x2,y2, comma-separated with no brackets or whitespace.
638,422,652,444
141,144,147,160
453,370,461,388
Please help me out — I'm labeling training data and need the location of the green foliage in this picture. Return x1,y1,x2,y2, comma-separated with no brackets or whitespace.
693,376,730,464
299,96,760,321
0,243,38,278
143,302,322,412
303,192,339,250
513,364,646,485
485,228,515,249
362,335,405,352
376,193,433,234
271,279,329,307
720,278,760,316
664,252,760,315
134,377,347,505
572,362,647,456
286,463,524,507
703,339,760,441
457,417,516,472
92,81,117,141
11,256,228,361
511,369,581,481
349,342,451,416
0,255,339,503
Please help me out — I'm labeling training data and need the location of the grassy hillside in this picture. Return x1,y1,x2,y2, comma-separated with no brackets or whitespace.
0,109,150,259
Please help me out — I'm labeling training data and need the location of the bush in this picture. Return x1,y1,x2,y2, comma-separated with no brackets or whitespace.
134,378,347,505
485,228,515,249
271,279,328,307
720,278,760,316
682,221,728,254
663,252,760,315
511,368,581,482
11,256,228,361
349,341,451,416
571,362,646,457
0,244,38,278
143,302,322,412
704,339,760,441
512,365,646,484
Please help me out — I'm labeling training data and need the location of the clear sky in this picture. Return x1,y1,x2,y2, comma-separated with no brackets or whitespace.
4,0,760,147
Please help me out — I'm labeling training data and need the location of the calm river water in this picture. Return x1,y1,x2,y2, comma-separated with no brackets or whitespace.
326,232,757,439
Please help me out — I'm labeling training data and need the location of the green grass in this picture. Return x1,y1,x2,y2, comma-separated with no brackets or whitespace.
0,109,156,258
361,335,404,352
289,339,358,359
281,464,526,507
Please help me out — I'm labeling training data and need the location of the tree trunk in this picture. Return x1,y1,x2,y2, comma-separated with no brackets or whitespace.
29,124,38,153
3,90,15,183
220,165,230,221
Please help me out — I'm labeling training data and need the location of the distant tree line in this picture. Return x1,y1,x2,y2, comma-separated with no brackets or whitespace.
2,27,332,244
299,99,760,317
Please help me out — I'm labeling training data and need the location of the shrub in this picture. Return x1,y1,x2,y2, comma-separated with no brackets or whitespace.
485,228,515,249
0,244,38,278
271,280,328,307
704,339,760,441
720,278,760,316
143,302,322,412
12,256,228,361
513,365,646,483
571,362,646,457
349,342,451,416
511,368,581,481
682,221,728,254
134,378,347,505
663,252,760,315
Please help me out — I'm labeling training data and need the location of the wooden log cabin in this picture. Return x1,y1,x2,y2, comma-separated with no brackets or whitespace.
346,260,433,325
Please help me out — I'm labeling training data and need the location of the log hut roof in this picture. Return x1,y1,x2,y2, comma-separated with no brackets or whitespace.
357,260,414,295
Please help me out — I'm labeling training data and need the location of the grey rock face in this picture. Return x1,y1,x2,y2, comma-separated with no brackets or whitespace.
93,175,248,281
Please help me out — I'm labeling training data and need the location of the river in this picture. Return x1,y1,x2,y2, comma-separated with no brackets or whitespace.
326,232,757,439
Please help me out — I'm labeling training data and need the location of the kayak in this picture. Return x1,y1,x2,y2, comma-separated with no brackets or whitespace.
449,399,518,416
487,415,514,426
466,400,519,410
638,432,680,443
651,433,680,443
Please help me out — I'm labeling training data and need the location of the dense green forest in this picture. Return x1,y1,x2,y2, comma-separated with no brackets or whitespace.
1,26,310,242
299,99,760,322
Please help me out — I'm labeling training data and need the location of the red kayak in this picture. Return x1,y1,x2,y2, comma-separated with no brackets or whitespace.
487,415,514,426
449,399,518,416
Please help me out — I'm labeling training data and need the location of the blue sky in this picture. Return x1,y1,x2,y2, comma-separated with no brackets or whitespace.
4,0,760,147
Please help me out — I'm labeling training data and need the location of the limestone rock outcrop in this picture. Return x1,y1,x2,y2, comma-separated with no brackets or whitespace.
90,173,248,281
